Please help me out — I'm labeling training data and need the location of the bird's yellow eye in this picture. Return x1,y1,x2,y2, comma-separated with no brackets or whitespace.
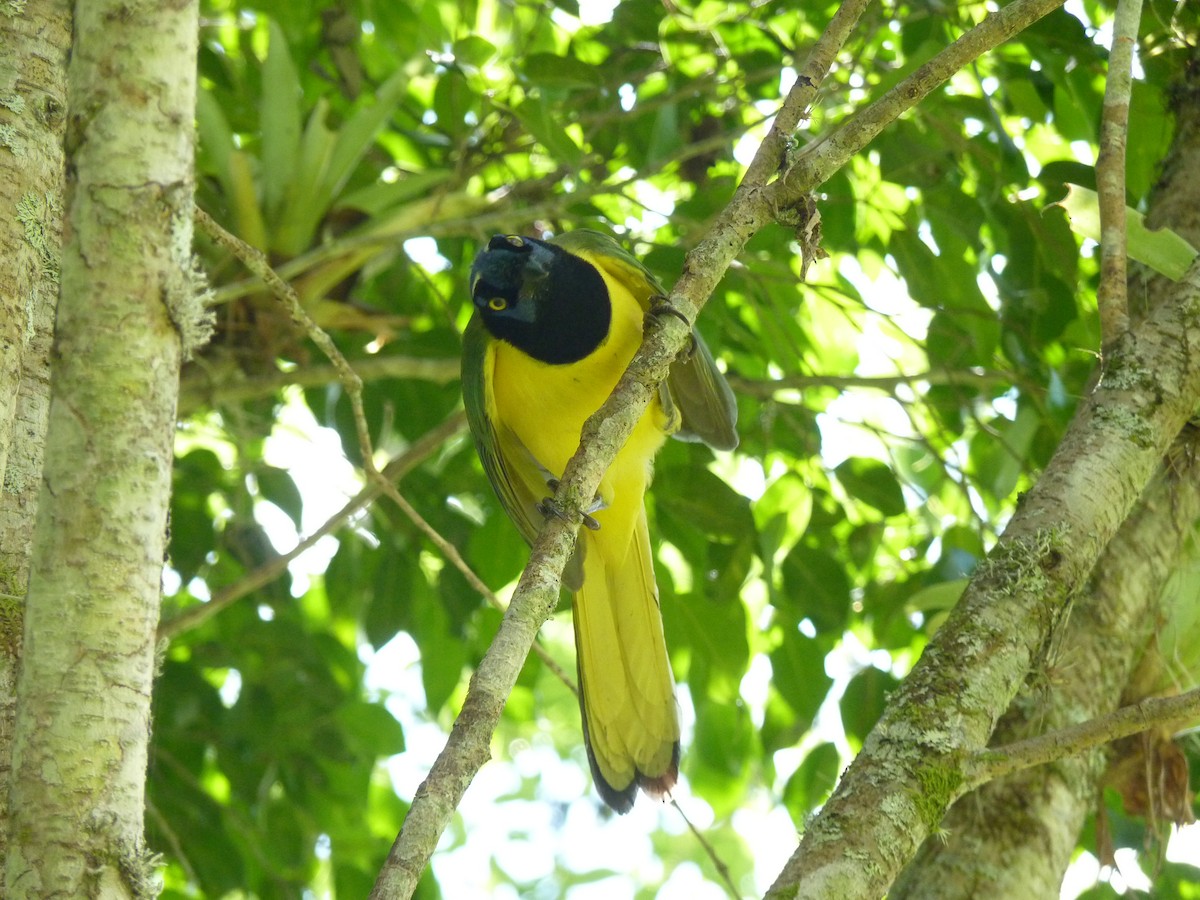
505,235,525,248
488,297,508,311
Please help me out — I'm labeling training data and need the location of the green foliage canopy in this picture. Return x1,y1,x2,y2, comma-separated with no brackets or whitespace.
157,0,1197,896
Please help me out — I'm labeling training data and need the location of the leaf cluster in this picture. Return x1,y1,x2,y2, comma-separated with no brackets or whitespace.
158,0,1198,895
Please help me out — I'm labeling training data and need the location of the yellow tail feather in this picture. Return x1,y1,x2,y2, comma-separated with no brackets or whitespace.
573,506,679,813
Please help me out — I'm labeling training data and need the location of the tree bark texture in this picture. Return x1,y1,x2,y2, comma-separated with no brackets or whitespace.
890,40,1200,899
5,0,197,896
0,0,72,864
891,442,1200,899
767,211,1200,900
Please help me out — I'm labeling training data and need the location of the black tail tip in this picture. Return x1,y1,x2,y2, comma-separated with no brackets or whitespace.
588,743,681,815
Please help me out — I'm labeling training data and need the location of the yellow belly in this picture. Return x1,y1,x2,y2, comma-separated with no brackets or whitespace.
491,274,667,536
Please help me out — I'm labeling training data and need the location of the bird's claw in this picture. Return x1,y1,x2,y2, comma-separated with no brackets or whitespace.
648,295,698,358
542,479,605,530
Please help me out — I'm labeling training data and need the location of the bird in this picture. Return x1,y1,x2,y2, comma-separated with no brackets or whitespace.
461,229,738,812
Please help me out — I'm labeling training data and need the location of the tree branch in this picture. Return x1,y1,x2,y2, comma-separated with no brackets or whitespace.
195,208,378,475
158,411,466,640
373,476,577,697
728,368,1014,397
1095,0,1142,344
766,257,1200,899
366,5,876,897
890,425,1200,899
179,354,460,416
7,0,195,892
967,687,1200,790
771,0,1069,209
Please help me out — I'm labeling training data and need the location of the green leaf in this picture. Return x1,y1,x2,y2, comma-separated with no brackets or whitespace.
769,630,831,729
514,95,583,166
779,545,850,634
335,702,405,757
412,594,467,713
666,590,749,688
337,170,455,216
1053,184,1199,281
835,457,906,517
522,53,603,89
753,471,813,573
274,98,337,254
840,666,900,745
326,68,411,200
905,579,968,621
647,102,682,165
688,695,754,815
452,35,497,69
256,465,303,528
433,69,474,140
971,403,1040,501
261,20,303,221
654,465,754,540
783,742,840,821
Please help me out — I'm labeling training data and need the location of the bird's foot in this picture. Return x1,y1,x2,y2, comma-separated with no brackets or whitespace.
647,295,697,358
541,479,604,531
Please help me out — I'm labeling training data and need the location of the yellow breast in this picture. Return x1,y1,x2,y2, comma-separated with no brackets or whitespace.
489,264,669,529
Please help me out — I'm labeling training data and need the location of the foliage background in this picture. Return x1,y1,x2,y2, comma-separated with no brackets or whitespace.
156,0,1199,896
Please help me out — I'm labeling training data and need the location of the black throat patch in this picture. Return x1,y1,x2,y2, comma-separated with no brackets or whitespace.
482,243,612,365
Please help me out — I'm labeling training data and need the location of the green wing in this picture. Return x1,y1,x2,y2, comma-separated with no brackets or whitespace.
551,230,739,451
461,313,585,590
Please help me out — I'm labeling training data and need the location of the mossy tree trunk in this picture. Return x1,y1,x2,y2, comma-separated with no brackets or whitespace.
889,46,1200,898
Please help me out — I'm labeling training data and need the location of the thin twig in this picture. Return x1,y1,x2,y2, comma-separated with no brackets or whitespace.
374,476,578,697
671,798,743,900
966,687,1200,790
1095,0,1142,344
728,369,1013,397
194,207,378,476
159,412,466,640
367,5,874,898
774,0,1069,205
180,355,461,416
741,0,867,189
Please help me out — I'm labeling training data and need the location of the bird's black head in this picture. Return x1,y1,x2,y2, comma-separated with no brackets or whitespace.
469,234,610,365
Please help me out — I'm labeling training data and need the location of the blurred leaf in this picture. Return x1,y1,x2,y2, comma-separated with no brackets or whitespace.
769,631,831,730
779,545,850,634
971,404,1040,501
783,742,841,822
655,465,755,540
261,20,303,221
841,666,900,745
1054,184,1199,281
256,465,303,528
336,702,405,757
835,457,906,517
523,53,602,89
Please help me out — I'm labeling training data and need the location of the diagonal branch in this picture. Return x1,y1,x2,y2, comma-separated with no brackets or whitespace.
772,0,1069,208
966,686,1200,790
366,4,875,897
158,411,466,640
179,355,460,416
195,208,378,475
766,260,1200,899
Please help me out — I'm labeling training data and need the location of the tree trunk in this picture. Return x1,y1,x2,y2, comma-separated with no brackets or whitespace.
4,0,198,895
891,448,1200,898
890,39,1200,900
0,0,72,863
